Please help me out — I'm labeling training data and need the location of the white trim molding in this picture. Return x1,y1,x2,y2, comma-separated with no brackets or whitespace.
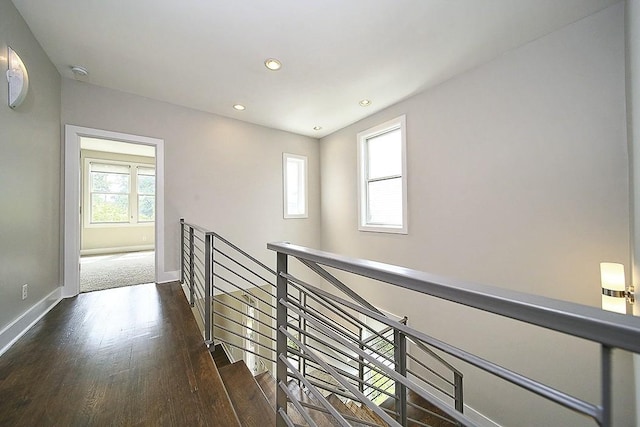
0,287,62,357
80,245,155,256
64,125,167,297
158,270,180,284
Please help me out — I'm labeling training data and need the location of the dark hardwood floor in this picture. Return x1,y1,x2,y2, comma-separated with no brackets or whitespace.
0,282,240,427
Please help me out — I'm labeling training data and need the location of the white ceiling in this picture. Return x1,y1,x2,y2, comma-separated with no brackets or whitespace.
12,0,619,138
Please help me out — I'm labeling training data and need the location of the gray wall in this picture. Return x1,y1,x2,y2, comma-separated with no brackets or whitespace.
320,3,633,426
62,79,321,276
0,0,61,331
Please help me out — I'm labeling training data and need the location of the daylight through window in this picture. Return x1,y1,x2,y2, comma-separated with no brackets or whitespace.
358,115,407,233
283,153,308,219
86,159,155,225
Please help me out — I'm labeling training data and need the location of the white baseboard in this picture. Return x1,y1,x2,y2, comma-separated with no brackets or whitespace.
0,286,62,357
157,270,180,284
80,245,155,256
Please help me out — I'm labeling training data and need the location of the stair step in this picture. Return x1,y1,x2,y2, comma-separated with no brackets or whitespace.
254,371,276,408
346,400,389,426
287,380,343,427
218,361,275,427
327,394,371,427
210,343,232,368
380,389,456,427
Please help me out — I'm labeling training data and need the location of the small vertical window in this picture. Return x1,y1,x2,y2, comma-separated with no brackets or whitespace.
283,153,308,219
357,115,407,233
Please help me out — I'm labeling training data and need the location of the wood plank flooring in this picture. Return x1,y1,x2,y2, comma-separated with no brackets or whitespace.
0,282,240,427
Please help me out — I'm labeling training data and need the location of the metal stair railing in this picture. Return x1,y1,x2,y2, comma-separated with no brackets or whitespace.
181,219,280,373
181,219,458,426
269,241,640,427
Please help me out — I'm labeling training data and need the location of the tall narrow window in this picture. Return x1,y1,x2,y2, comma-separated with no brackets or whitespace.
89,162,131,223
137,166,156,222
283,153,308,219
358,115,407,233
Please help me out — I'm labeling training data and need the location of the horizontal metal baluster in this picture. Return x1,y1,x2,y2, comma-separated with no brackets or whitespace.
406,368,453,399
213,247,276,289
211,263,276,309
286,294,394,354
278,381,319,427
212,299,278,333
285,273,604,418
296,257,384,316
286,297,361,343
407,352,455,387
280,356,352,427
276,408,295,427
213,324,277,354
281,328,402,427
282,299,477,427
212,232,277,275
288,280,389,341
211,286,277,321
213,312,276,344
215,338,277,364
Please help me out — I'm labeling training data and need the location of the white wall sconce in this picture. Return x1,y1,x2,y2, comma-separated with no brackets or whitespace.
600,262,635,314
6,47,29,109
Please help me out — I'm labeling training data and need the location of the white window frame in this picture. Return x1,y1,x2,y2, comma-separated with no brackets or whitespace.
83,157,155,228
283,153,308,219
357,115,408,234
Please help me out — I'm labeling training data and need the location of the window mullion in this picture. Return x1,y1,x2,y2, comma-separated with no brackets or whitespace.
131,167,137,224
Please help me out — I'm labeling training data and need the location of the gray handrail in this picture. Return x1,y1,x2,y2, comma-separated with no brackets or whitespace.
268,242,640,354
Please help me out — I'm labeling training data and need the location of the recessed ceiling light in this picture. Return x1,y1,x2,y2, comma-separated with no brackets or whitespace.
70,65,89,77
264,58,282,71
313,126,322,131
359,99,372,107
233,104,246,111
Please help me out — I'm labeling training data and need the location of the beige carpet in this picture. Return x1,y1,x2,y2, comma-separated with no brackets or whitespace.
80,251,155,293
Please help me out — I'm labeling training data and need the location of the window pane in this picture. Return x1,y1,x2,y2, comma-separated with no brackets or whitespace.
137,174,155,195
91,194,129,223
367,178,402,225
367,128,401,179
91,172,129,193
285,155,307,217
138,195,155,222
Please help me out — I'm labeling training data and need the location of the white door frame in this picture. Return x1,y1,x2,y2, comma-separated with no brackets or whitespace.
63,125,168,298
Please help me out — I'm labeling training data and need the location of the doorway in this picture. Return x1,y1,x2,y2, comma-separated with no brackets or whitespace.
79,137,156,292
64,125,167,298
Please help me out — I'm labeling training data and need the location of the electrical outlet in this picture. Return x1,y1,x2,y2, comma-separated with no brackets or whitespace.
22,284,28,300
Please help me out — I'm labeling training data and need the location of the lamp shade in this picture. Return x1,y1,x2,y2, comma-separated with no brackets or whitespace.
600,262,626,314
6,47,29,108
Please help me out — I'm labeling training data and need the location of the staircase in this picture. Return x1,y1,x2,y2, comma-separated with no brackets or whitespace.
210,344,455,427
179,219,640,426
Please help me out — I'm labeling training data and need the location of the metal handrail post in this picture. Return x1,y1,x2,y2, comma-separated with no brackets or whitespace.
358,326,365,394
180,219,185,284
600,345,612,427
300,292,307,386
454,372,464,413
395,329,407,426
276,252,289,427
204,233,212,344
188,226,195,307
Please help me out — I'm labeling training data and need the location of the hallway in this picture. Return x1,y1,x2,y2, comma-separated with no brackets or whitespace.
0,283,239,426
